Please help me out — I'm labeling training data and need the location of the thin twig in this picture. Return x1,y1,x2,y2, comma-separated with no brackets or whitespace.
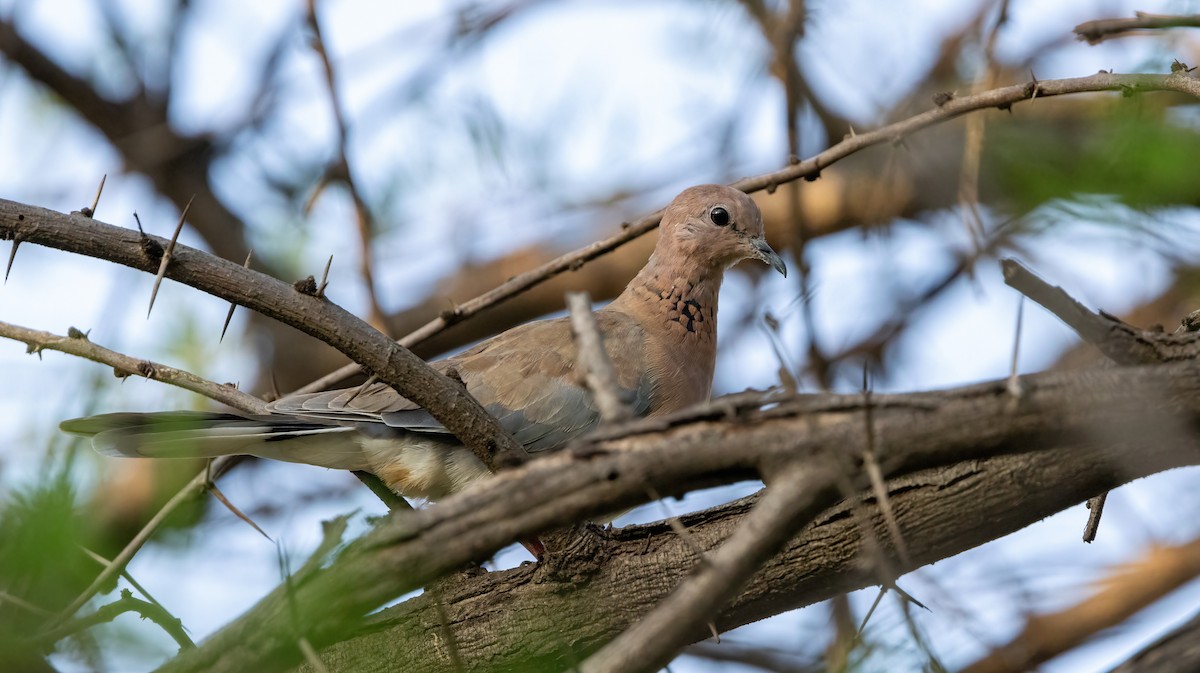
206,479,273,541
861,371,910,568
47,457,240,629
79,546,171,618
958,0,1010,251
292,69,1200,395
1083,492,1108,543
648,487,709,561
566,291,632,423
431,586,466,673
579,464,839,673
1007,297,1024,399
0,590,52,617
37,589,194,651
0,321,269,414
306,0,388,331
351,470,412,512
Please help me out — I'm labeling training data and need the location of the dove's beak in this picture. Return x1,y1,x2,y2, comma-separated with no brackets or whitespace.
750,238,787,277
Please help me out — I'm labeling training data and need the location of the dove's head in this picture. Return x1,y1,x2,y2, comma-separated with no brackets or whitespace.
659,184,787,277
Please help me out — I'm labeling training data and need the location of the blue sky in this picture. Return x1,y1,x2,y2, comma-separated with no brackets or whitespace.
3,0,1200,671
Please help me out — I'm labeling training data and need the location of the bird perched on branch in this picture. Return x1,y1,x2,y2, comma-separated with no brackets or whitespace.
62,184,786,527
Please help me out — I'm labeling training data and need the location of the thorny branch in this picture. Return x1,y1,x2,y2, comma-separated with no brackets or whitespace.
0,198,527,474
294,69,1200,393
36,589,194,652
0,321,269,414
166,357,1200,673
581,464,839,673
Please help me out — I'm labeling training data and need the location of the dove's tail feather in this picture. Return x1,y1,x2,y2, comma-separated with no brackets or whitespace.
60,411,371,471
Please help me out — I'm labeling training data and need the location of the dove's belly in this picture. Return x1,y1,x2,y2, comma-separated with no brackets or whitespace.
361,436,490,501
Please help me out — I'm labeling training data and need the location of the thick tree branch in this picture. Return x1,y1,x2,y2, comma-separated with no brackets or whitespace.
314,434,1175,672
0,199,525,471
153,358,1200,673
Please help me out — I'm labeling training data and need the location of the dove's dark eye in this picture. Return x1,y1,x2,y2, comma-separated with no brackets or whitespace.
709,206,730,227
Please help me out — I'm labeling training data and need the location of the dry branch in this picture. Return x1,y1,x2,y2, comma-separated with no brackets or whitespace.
161,359,1200,673
297,70,1200,393
1075,13,1200,44
566,291,631,423
0,321,268,414
0,198,526,472
1001,258,1200,365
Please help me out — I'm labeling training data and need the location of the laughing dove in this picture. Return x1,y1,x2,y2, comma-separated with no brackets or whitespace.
62,184,786,504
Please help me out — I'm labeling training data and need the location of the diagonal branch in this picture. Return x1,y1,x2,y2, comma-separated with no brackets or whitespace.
581,464,841,673
295,69,1200,393
566,291,632,423
0,321,269,414
162,357,1200,673
1002,258,1200,365
0,198,526,473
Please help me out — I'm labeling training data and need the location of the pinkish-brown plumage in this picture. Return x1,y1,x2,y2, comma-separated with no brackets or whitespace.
62,184,786,503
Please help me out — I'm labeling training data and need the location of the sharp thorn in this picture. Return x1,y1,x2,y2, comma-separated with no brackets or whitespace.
147,196,194,318
5,237,20,283
220,249,253,343
87,174,107,218
317,254,333,297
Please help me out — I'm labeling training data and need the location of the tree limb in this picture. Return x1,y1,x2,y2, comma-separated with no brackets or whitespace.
297,70,1200,393
1075,13,1200,45
149,357,1200,673
1001,258,1200,365
0,198,526,472
0,321,269,414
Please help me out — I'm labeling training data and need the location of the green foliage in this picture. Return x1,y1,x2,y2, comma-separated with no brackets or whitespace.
988,100,1200,211
0,475,101,667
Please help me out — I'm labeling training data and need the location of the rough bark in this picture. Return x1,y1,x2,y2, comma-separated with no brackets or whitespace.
148,360,1200,673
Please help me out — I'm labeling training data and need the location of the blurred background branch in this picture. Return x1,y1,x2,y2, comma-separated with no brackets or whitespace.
3,0,1200,671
